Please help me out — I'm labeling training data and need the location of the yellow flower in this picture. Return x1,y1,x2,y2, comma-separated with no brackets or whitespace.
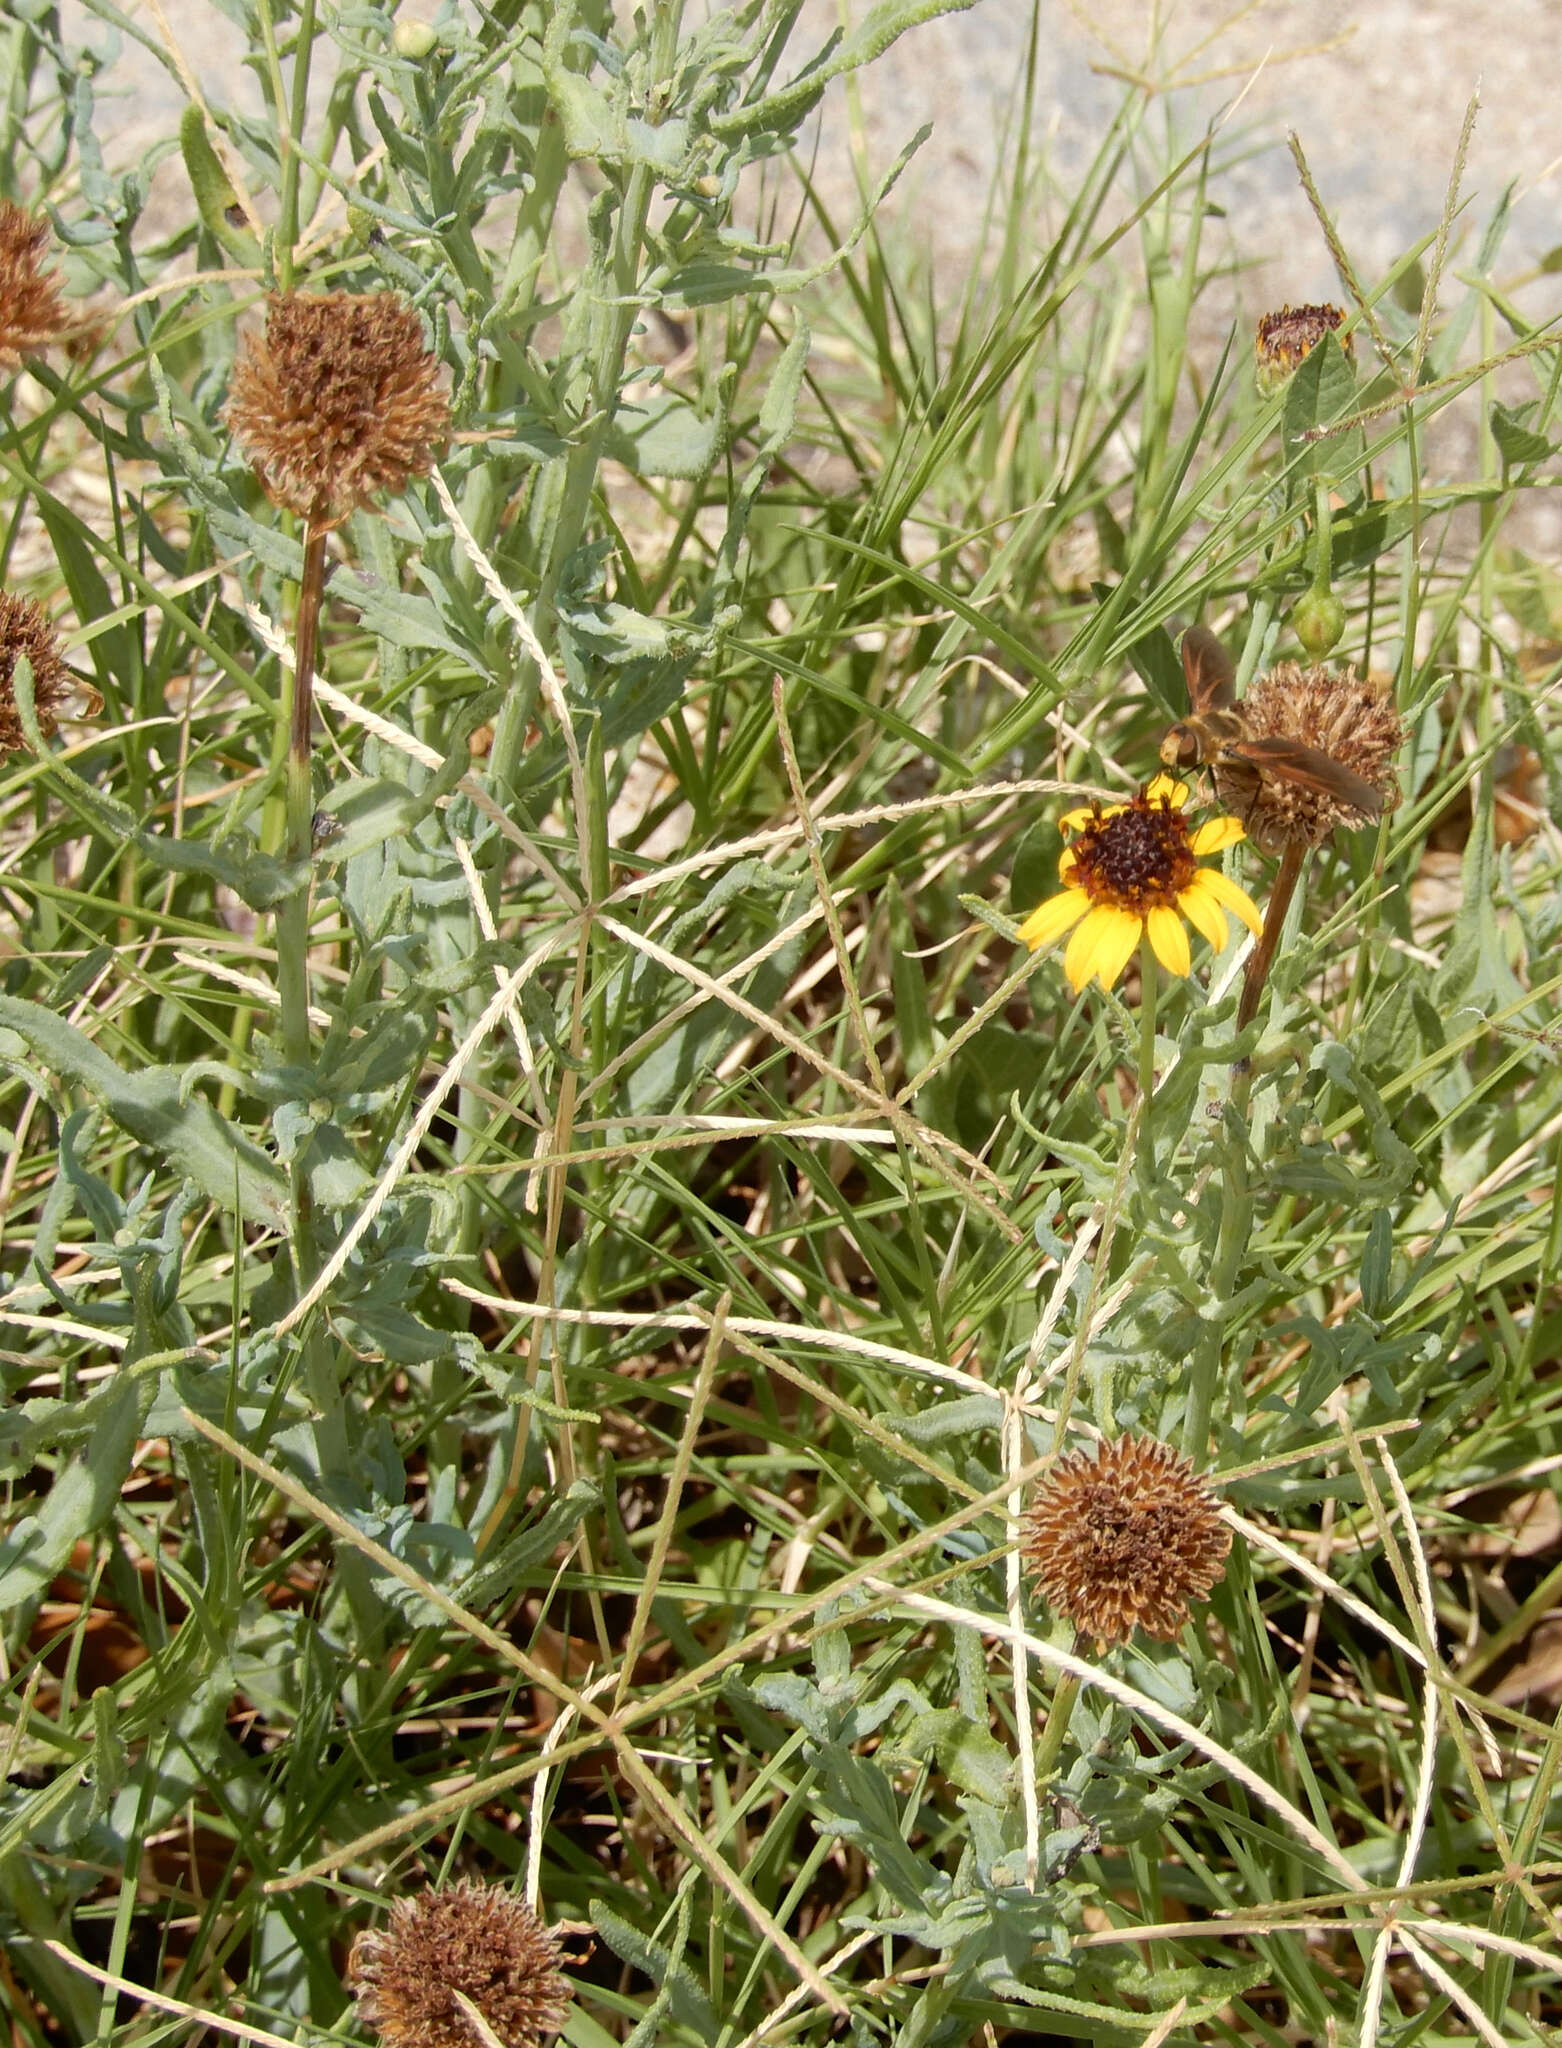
1018,774,1262,995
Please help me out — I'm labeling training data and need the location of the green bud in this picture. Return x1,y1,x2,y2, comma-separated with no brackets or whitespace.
1292,589,1346,659
391,18,439,59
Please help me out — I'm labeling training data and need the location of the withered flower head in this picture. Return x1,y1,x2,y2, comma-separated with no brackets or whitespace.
1255,303,1352,396
349,1880,571,2048
0,202,73,366
223,290,450,525
1228,661,1403,855
1025,1434,1230,1648
0,593,75,751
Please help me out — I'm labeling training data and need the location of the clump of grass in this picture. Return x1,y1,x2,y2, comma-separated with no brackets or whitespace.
2,7,1562,2047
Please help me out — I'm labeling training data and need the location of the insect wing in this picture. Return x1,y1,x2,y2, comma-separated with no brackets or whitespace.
1181,624,1237,713
1232,735,1385,815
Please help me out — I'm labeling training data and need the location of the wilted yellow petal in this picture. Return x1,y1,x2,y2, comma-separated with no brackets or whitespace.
1190,815,1245,855
1018,886,1091,951
1145,904,1191,978
1196,868,1263,936
1067,904,1141,992
1178,878,1229,954
1058,805,1098,834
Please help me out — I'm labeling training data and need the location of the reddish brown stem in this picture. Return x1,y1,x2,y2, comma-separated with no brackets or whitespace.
289,520,328,802
1237,839,1307,1034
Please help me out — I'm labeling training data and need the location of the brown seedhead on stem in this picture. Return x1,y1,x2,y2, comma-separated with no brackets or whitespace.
1233,662,1403,856
0,593,77,751
0,202,75,366
1025,1435,1230,1648
349,1880,572,2048
223,290,450,525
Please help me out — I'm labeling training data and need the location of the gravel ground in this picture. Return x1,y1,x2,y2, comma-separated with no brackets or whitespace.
48,0,1562,549
57,0,1560,287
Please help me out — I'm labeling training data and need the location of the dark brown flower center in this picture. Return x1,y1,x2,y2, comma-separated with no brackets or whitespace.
1080,1485,1181,1564
1068,794,1196,914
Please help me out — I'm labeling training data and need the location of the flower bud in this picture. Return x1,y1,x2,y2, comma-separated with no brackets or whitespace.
1255,303,1352,397
1291,588,1346,659
391,18,439,59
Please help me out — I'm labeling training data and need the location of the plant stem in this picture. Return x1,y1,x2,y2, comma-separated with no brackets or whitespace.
1182,844,1307,1468
1137,931,1158,1112
1310,474,1334,595
1237,839,1306,1035
277,521,327,1077
1033,1667,1082,1787
274,0,318,285
1184,1116,1247,1473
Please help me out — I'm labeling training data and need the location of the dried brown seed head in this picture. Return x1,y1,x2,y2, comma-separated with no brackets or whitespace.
1024,1434,1230,1648
348,1880,571,2048
1255,302,1353,396
0,203,73,366
0,593,75,751
1230,661,1403,854
222,290,450,524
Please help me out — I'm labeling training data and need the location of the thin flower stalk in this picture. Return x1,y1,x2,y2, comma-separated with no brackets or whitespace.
220,291,447,1604
222,288,448,1067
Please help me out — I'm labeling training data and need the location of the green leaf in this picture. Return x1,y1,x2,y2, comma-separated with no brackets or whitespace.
1360,1207,1394,1318
560,599,682,662
1490,400,1553,469
461,1480,602,1610
30,741,305,909
590,1903,718,2038
542,65,692,173
314,776,431,864
709,0,980,140
331,570,475,662
1280,332,1362,483
0,998,287,1229
605,392,726,479
0,1372,150,1606
179,103,261,263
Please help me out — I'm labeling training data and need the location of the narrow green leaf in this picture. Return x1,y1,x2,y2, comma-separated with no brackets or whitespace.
0,997,287,1229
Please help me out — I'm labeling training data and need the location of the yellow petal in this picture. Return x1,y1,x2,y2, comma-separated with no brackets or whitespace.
1059,799,1125,835
1177,877,1229,954
1018,886,1091,951
1195,867,1264,937
1067,904,1142,992
1190,815,1246,855
1059,848,1079,881
1143,772,1189,810
1145,903,1191,978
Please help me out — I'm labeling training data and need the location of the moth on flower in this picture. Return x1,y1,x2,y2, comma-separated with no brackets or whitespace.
1017,774,1261,995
